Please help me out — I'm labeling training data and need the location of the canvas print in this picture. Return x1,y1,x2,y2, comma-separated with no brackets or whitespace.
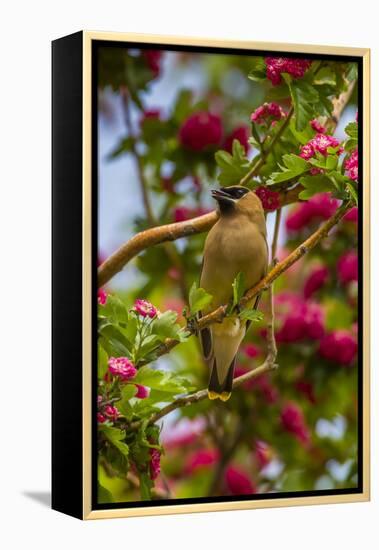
95,44,361,507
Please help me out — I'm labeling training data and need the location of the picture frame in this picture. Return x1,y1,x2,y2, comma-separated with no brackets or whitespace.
52,31,370,520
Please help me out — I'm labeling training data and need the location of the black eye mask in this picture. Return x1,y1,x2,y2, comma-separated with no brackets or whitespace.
220,186,249,199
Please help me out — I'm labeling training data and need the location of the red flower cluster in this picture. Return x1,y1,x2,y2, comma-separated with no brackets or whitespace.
97,288,107,306
223,126,250,154
319,330,357,365
242,343,259,359
179,111,223,151
135,384,150,399
275,292,325,343
265,57,312,86
286,193,338,232
303,265,329,298
133,298,158,318
345,148,358,181
225,465,256,495
185,449,219,474
250,102,285,124
149,448,161,480
255,186,281,211
337,251,358,285
255,440,273,469
173,206,209,223
344,207,358,223
281,402,310,444
143,50,163,78
299,133,341,160
108,357,137,381
310,119,326,134
235,368,278,403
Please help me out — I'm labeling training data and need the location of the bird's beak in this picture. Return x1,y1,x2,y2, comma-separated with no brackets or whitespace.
211,189,236,204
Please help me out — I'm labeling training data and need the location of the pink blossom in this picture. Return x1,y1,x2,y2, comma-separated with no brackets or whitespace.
97,412,106,423
133,298,158,318
242,343,259,359
344,207,358,223
143,50,163,78
275,292,325,343
140,109,160,127
149,448,161,480
337,251,358,285
104,405,120,421
223,126,250,154
265,57,312,86
286,193,338,232
255,186,281,211
97,288,107,306
225,465,256,495
303,265,329,298
295,380,316,404
97,395,103,405
300,133,341,159
281,402,310,444
251,102,285,124
173,206,210,223
185,449,219,474
319,330,357,365
310,119,326,134
345,148,358,181
108,357,137,380
249,373,279,403
179,112,223,151
135,384,150,399
255,440,272,469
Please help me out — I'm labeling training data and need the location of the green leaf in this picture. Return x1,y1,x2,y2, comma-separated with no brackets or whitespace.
98,295,128,325
314,66,337,86
98,323,133,356
134,366,190,394
288,80,319,131
268,154,310,184
248,57,267,81
345,122,358,140
215,140,251,186
232,272,246,309
99,425,129,457
345,62,358,82
98,344,108,379
139,471,153,500
151,310,184,341
298,174,336,200
239,309,264,322
97,482,114,504
172,89,194,123
188,282,213,315
346,181,358,205
107,136,135,159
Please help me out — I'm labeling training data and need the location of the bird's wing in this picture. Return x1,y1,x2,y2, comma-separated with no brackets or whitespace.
198,258,214,364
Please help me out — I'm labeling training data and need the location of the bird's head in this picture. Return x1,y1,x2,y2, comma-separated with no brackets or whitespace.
211,186,264,219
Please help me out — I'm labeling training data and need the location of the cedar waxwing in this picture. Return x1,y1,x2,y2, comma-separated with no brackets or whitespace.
199,186,268,401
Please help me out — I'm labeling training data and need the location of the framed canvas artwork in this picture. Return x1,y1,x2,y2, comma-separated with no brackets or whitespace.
52,31,370,519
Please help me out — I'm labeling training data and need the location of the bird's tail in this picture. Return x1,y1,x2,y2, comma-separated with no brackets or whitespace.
208,357,236,402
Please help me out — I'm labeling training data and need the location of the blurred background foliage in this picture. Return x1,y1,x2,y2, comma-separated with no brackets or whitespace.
96,45,359,503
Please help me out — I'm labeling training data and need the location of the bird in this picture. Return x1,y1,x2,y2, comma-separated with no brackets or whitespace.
199,185,268,401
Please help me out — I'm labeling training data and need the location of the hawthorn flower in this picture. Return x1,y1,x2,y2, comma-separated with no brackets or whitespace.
133,299,158,319
265,57,312,86
337,251,358,285
179,112,223,151
97,395,103,405
149,448,161,480
97,412,106,424
250,102,285,124
223,126,250,154
108,357,137,380
255,440,273,469
310,119,326,134
344,207,358,223
173,206,209,223
345,148,358,181
255,186,280,211
143,50,163,78
299,133,341,159
319,330,357,365
104,405,120,421
242,343,259,359
303,265,329,298
97,288,107,306
135,384,150,399
275,292,325,343
185,449,219,474
286,192,338,232
225,465,256,495
281,402,310,444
